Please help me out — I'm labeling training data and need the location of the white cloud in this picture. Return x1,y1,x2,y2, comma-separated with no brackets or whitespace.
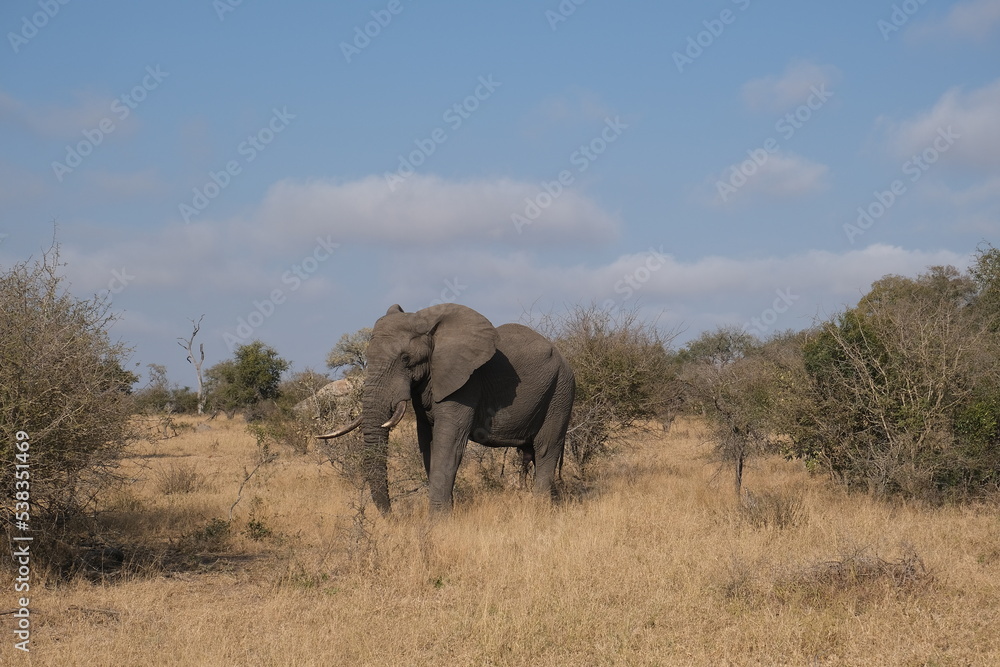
917,176,1000,234
603,244,965,305
65,227,961,333
376,244,968,332
922,174,1000,207
910,0,1000,41
45,165,967,357
57,173,621,297
741,60,841,113
47,203,970,372
883,78,1000,170
248,174,621,249
59,225,231,294
711,151,830,205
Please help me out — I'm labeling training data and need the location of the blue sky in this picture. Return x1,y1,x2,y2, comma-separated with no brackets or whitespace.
2,0,999,386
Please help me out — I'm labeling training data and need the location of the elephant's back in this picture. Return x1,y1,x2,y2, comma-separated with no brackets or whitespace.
495,323,570,371
496,323,550,353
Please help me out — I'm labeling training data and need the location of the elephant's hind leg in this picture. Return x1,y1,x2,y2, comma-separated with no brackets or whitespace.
532,446,562,499
531,422,567,500
531,376,573,500
517,446,534,489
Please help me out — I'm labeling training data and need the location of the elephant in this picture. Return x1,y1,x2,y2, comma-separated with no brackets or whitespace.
317,303,575,514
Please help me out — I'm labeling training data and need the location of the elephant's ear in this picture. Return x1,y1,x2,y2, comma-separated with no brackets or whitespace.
420,304,498,402
385,304,404,316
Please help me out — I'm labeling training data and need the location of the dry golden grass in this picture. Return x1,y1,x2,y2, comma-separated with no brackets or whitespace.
4,416,1000,665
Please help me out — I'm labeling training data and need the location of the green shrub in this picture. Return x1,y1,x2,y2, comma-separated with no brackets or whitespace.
794,260,1000,499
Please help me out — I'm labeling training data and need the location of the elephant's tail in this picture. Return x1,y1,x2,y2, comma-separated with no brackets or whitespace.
556,442,565,482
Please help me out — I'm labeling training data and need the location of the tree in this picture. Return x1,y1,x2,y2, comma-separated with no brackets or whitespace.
677,326,820,495
0,243,137,546
677,326,756,370
541,305,675,474
177,315,207,414
968,243,1000,329
680,327,763,494
134,363,172,413
279,368,334,409
134,363,201,415
326,327,372,377
797,263,1000,498
205,341,290,419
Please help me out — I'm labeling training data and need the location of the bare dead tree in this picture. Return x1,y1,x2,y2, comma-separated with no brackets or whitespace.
178,315,207,415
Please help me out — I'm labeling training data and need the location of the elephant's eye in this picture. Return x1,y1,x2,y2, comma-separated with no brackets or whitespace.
400,352,412,366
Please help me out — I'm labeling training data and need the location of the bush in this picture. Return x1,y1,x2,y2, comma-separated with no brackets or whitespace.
155,462,206,495
185,518,231,552
247,415,314,456
736,489,804,530
772,545,933,606
797,263,1000,499
278,369,334,409
134,363,202,414
538,305,676,475
684,250,1000,501
0,244,137,565
678,327,811,494
249,370,360,456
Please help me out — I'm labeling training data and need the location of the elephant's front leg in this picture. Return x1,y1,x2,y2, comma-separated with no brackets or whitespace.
427,404,475,513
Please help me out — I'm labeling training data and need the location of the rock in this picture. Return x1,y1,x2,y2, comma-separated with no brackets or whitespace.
293,379,357,419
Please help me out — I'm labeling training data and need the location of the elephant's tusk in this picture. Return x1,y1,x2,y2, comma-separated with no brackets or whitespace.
316,415,363,439
381,402,407,429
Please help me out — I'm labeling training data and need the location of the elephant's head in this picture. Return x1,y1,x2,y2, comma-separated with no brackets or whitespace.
318,303,498,513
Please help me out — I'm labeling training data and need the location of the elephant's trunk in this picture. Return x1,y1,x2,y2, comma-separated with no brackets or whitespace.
360,423,391,514
316,397,405,514
358,391,403,515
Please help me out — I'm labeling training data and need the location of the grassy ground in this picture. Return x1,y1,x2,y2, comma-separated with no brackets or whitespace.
4,416,1000,665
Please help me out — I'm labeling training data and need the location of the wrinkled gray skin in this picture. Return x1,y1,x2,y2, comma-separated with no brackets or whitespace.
346,303,575,514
